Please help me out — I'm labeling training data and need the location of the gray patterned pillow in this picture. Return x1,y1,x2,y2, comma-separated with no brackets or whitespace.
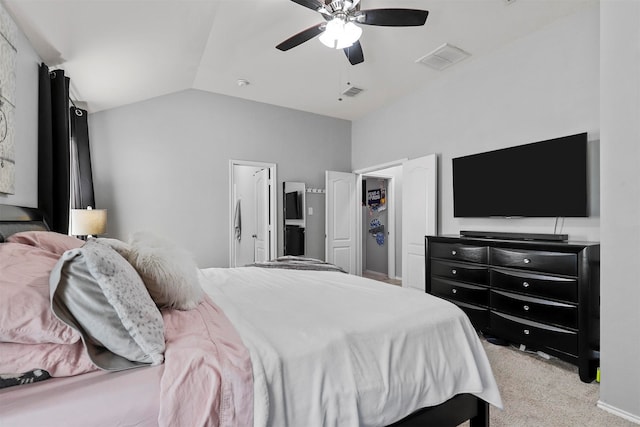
50,240,165,371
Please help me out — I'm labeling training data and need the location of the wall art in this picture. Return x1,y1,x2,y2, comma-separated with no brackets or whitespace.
0,4,17,194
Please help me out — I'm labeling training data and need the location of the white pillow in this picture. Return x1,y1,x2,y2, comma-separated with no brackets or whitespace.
50,240,165,370
95,237,132,259
127,232,204,310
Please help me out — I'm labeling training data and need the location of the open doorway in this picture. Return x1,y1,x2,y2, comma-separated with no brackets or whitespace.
326,154,436,288
362,176,389,278
228,160,277,267
355,161,404,284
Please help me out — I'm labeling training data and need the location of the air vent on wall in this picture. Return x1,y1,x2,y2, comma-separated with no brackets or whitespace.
416,43,471,71
341,85,364,97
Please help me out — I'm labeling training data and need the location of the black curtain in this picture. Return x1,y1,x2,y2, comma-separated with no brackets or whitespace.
70,107,95,209
38,63,96,234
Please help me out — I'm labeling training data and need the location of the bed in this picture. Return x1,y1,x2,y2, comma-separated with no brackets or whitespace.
0,204,501,426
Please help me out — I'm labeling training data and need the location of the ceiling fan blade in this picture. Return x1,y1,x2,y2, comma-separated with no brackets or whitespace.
344,40,364,65
356,9,429,27
276,23,325,51
290,0,325,12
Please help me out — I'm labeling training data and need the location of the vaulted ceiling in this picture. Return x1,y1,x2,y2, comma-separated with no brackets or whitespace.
4,0,596,120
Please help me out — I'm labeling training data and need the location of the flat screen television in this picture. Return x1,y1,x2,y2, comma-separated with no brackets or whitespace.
285,191,302,219
452,132,588,217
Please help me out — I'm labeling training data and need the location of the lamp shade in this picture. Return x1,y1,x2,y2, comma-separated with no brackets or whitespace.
70,207,107,236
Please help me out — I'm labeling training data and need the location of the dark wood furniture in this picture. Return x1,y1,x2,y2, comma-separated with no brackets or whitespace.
426,235,600,383
390,394,488,427
0,204,47,240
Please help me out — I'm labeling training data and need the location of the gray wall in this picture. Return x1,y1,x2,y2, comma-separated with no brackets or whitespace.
88,89,351,268
0,17,40,207
352,5,600,243
599,0,640,421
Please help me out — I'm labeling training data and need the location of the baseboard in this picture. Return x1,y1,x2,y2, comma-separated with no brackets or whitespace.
597,400,640,424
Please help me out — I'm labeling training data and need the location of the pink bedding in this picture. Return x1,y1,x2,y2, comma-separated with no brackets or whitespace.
0,366,164,427
159,295,253,427
0,296,253,427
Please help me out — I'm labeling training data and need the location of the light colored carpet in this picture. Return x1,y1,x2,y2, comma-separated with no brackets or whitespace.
362,270,402,286
465,338,636,427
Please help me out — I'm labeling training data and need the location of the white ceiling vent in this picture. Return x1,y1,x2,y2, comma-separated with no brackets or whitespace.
341,85,364,97
416,43,471,71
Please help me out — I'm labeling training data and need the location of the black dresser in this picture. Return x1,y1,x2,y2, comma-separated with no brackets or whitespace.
425,235,600,382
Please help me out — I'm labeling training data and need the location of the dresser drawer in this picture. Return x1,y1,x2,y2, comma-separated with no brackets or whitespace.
490,311,577,356
456,301,489,330
432,277,489,307
491,268,578,302
431,260,489,284
490,248,577,276
490,290,577,329
430,242,488,264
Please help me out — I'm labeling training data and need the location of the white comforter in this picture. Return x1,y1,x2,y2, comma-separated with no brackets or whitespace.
200,267,502,427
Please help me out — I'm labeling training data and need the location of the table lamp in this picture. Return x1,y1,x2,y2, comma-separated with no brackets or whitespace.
70,206,107,239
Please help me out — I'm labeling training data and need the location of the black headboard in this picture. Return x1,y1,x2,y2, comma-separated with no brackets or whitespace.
0,204,49,242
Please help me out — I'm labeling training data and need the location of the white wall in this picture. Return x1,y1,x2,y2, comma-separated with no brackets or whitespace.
89,89,351,267
0,14,40,207
352,5,600,242
599,0,640,422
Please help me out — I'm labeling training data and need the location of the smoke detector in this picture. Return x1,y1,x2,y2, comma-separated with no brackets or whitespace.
416,43,471,71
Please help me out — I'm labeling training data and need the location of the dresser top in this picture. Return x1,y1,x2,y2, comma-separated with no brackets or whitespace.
430,234,600,250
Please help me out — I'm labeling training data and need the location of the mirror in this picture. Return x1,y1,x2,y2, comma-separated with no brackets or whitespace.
283,182,305,256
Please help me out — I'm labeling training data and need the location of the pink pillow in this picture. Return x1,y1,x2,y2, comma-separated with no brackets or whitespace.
6,231,84,255
0,242,80,345
0,340,97,377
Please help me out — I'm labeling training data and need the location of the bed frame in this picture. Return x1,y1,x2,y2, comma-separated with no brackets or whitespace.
0,203,490,427
390,393,488,426
0,204,47,240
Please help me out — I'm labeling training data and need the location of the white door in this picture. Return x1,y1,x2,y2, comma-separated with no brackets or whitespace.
325,171,357,274
254,168,270,262
402,154,438,291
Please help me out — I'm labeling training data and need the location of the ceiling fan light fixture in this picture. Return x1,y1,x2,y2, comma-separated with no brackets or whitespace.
319,18,362,49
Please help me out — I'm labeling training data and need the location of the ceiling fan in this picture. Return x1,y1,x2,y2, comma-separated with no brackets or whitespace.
276,0,429,65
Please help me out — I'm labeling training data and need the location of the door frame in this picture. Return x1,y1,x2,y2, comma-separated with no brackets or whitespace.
229,160,277,267
354,159,407,278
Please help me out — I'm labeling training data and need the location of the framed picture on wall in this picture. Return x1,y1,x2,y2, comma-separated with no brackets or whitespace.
0,4,17,194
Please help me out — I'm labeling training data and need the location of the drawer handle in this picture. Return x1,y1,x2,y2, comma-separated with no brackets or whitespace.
523,305,530,311
523,329,530,335
523,258,531,264
452,288,457,294
451,269,457,275
451,250,457,256
522,281,530,288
